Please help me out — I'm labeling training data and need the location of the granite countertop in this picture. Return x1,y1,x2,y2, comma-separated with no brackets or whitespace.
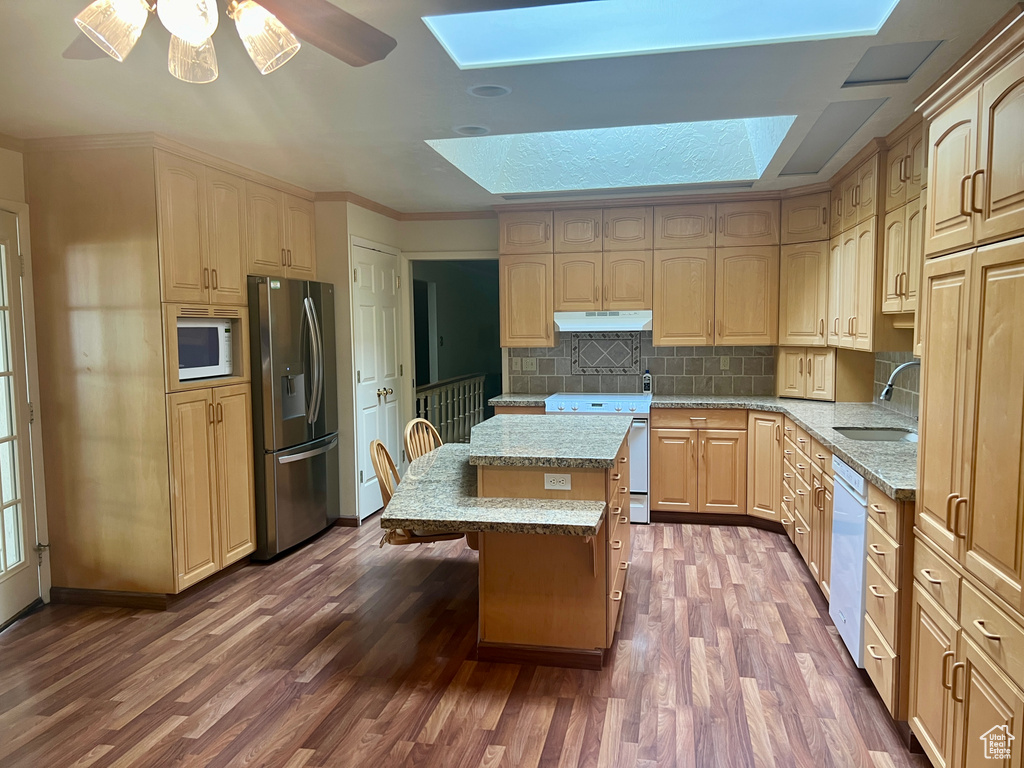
380,444,606,536
488,393,918,500
469,414,632,469
490,394,550,407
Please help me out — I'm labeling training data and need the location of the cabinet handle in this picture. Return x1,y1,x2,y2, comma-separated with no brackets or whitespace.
869,503,887,515
816,486,825,509
783,495,793,503
834,318,839,336
717,320,722,339
869,544,886,556
797,437,807,445
718,216,724,233
941,650,955,690
545,222,551,240
611,590,623,602
604,222,609,238
798,358,803,375
689,416,707,421
619,486,627,496
612,473,621,481
806,358,812,377
970,169,985,214
216,403,223,422
776,424,781,442
781,518,791,525
620,456,628,464
868,585,885,598
796,489,806,497
973,619,1001,641
203,268,210,289
701,439,705,457
959,175,972,217
819,318,824,337
796,527,806,535
611,540,623,551
619,515,629,525
784,472,793,479
951,662,966,703
866,645,884,661
894,273,901,297
287,249,293,267
784,450,793,456
945,492,959,531
796,463,807,470
281,248,287,266
816,453,827,461
211,269,219,289
208,403,215,424
920,568,943,585
708,216,714,232
953,497,969,539
822,206,828,225
604,285,609,303
707,319,713,338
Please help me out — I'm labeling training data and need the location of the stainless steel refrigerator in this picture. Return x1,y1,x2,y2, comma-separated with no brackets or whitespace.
249,275,340,559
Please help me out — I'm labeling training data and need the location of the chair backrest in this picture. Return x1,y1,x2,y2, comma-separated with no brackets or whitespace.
369,439,400,508
404,418,443,462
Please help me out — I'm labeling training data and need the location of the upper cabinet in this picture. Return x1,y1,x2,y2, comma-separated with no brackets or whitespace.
925,89,980,257
883,197,923,314
604,206,653,251
779,241,828,346
716,201,780,247
887,121,926,214
554,252,601,311
205,168,248,306
604,251,652,309
855,156,880,224
554,251,653,311
499,211,553,254
500,253,554,347
976,48,1024,244
246,183,316,280
284,194,317,279
714,246,779,345
781,192,830,244
554,209,602,252
836,154,882,234
653,249,715,346
654,204,716,249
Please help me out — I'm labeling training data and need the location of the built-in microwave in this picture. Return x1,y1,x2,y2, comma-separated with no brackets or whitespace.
177,317,233,381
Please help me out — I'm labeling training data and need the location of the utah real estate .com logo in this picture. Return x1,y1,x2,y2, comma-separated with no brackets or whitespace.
980,725,1015,760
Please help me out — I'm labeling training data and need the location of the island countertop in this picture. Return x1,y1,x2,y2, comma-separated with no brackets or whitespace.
469,413,632,469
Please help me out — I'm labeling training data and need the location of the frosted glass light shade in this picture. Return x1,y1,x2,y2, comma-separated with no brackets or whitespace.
232,1,301,74
158,0,219,46
168,35,219,83
74,0,151,62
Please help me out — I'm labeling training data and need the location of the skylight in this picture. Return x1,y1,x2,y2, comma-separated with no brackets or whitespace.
426,116,796,195
423,0,902,69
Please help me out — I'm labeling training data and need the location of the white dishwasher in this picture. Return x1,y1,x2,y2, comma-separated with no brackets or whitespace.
829,455,868,668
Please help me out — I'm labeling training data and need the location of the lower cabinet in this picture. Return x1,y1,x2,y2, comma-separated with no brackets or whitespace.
651,413,746,514
167,384,256,591
698,430,747,514
747,412,783,521
650,428,699,513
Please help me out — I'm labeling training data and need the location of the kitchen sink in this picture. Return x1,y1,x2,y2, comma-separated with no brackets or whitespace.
834,427,918,443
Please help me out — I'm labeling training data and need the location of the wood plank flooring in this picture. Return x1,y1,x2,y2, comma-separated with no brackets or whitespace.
0,522,930,768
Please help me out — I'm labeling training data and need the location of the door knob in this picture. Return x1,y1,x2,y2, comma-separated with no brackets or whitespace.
376,388,385,397
386,388,394,396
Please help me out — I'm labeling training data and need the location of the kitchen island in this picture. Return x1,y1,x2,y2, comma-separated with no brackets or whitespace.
382,415,632,669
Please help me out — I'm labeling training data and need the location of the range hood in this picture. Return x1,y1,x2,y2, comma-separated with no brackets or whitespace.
553,310,653,332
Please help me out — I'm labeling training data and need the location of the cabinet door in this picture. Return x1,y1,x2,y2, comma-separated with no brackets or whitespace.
651,428,698,513
213,385,256,567
714,246,779,345
977,49,1024,244
960,238,1024,611
779,241,828,346
156,151,209,304
781,192,830,244
883,205,908,313
830,190,844,239
246,181,286,277
554,252,601,311
604,207,653,251
716,201,780,247
698,429,747,514
820,477,833,596
828,236,843,346
808,471,824,583
904,196,924,314
205,168,247,306
856,155,880,223
654,204,716,249
952,636,1024,768
807,347,835,401
908,583,959,768
554,209,602,253
776,347,807,398
285,194,317,280
842,173,860,233
167,389,219,590
853,218,877,351
839,229,858,348
499,254,554,348
747,412,782,521
604,250,652,309
917,250,973,560
652,248,714,346
499,211,552,255
886,137,910,213
926,88,980,256
908,125,926,202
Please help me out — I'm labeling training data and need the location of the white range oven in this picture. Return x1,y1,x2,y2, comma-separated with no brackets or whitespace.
544,393,651,524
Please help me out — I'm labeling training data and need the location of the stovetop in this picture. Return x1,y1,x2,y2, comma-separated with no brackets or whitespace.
544,392,652,415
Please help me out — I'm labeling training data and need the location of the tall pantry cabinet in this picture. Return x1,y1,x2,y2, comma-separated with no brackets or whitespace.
26,137,317,600
910,10,1024,768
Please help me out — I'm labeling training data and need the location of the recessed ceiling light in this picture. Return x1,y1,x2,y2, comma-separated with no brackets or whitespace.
468,84,512,98
454,125,491,136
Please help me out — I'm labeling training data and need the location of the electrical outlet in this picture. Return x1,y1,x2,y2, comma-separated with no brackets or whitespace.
720,356,730,371
511,357,522,372
522,357,537,373
544,473,572,491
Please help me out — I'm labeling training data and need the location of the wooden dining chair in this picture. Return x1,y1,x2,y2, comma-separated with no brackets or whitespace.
404,418,443,462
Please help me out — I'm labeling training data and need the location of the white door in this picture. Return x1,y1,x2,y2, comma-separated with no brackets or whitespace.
352,244,402,520
0,209,45,627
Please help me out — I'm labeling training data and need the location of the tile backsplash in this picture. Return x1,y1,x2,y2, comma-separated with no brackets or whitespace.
508,331,776,396
874,351,920,419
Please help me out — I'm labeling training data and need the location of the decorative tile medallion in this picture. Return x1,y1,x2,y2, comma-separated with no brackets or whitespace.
571,332,641,375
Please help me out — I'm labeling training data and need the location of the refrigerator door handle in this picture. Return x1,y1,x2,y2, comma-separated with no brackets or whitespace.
310,296,325,424
303,298,321,425
278,437,339,464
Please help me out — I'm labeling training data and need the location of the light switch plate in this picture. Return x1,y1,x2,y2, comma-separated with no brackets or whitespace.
511,357,522,372
720,356,729,371
544,473,571,490
523,357,537,372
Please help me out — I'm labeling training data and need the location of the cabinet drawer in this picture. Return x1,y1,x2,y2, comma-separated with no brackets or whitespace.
608,502,630,544
961,581,1024,691
865,557,900,648
781,500,795,541
866,518,900,586
793,424,812,454
607,560,628,645
810,438,833,475
607,527,629,575
793,473,812,521
863,614,898,715
867,484,901,542
913,535,961,620
793,509,811,562
651,409,746,430
783,418,798,444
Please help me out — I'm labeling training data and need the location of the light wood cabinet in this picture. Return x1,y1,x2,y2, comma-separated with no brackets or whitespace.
886,135,911,213
827,236,842,345
781,192,830,244
747,412,783,521
698,429,747,515
883,198,925,314
976,48,1024,245
952,635,1024,768
246,181,287,277
554,252,601,311
499,253,554,348
830,189,844,239
205,168,248,306
909,583,960,768
775,347,835,401
925,88,980,256
652,249,714,346
856,156,880,224
604,251,653,310
603,207,653,251
714,246,779,345
838,228,858,348
654,204,716,249
554,209,602,252
779,241,828,346
853,218,877,350
841,172,860,233
214,385,257,567
908,127,926,203
499,211,553,255
651,428,698,513
819,474,833,597
156,151,208,304
808,347,835,400
777,348,807,398
716,201,780,247
284,194,316,279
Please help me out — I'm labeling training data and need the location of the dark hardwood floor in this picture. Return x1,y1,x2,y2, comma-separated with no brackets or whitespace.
0,522,930,768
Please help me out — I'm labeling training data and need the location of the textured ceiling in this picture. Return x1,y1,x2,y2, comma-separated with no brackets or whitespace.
0,0,1018,211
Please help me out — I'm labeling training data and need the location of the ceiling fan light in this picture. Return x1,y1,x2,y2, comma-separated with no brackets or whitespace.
158,0,219,46
74,0,151,62
168,35,219,83
231,1,301,75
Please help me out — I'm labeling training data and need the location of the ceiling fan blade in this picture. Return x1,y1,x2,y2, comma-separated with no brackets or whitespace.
63,33,109,60
256,0,397,68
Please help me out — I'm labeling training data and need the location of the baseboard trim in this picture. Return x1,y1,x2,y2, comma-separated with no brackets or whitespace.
50,587,170,611
476,641,606,670
650,510,786,534
333,516,360,528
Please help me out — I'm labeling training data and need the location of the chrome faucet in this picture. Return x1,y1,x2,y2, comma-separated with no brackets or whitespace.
879,360,920,402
